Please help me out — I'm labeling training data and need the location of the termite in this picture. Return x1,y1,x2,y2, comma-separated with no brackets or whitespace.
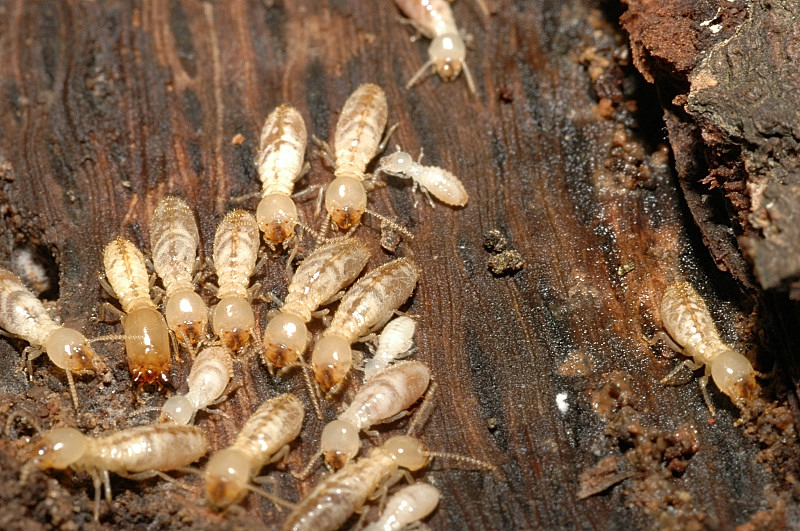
393,0,476,94
26,423,208,521
376,148,468,207
212,210,260,352
311,257,419,393
0,267,99,409
263,236,371,369
255,105,308,246
321,360,431,468
161,346,233,424
363,316,417,380
658,281,758,413
150,196,209,349
204,393,305,509
364,482,440,531
103,238,171,385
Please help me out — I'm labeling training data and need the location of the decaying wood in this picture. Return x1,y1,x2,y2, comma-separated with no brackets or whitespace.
0,1,797,529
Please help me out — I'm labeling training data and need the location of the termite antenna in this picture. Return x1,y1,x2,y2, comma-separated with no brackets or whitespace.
65,369,79,410
293,448,323,480
406,59,436,90
4,408,43,437
461,59,477,95
244,483,297,511
425,450,502,480
301,361,322,420
407,380,437,437
364,209,414,240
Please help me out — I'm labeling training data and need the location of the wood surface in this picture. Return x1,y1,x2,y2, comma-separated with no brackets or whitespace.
0,1,797,529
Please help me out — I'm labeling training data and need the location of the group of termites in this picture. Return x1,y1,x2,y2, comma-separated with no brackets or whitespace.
0,0,764,527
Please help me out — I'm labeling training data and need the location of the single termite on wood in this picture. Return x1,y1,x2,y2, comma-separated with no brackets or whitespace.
376,148,468,207
263,236,370,370
363,482,440,531
657,281,758,414
392,0,477,94
255,105,308,246
212,210,260,352
0,267,100,409
150,196,209,349
160,346,233,424
311,257,419,394
363,315,417,380
103,238,172,386
25,423,208,521
204,393,305,509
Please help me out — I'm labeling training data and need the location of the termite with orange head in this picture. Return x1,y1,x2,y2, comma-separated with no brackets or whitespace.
311,257,419,394
376,148,468,208
0,267,100,409
255,105,308,247
103,238,172,386
211,210,260,352
150,196,209,349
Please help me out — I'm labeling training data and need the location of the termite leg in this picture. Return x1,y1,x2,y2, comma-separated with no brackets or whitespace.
698,375,715,416
660,359,702,385
648,330,681,358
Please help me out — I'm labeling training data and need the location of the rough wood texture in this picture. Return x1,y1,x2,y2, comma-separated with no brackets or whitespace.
0,1,797,529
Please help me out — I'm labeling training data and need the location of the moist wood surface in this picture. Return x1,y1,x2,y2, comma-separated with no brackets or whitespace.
0,1,797,529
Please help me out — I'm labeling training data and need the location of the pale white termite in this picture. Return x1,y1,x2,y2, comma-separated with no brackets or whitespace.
204,393,305,508
26,424,208,521
263,236,371,369
393,0,476,94
160,346,233,424
311,257,420,393
659,281,758,412
321,360,431,468
322,83,389,229
212,210,260,352
103,238,172,385
255,104,308,246
364,316,417,380
376,149,468,207
0,267,99,409
150,196,209,348
364,482,441,531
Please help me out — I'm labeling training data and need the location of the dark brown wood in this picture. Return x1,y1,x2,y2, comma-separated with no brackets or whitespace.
0,1,796,529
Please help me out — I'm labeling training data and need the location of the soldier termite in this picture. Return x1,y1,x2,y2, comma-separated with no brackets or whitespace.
393,0,477,94
204,393,305,509
311,257,419,394
363,315,417,380
103,238,172,386
263,236,371,370
255,105,308,246
657,281,758,414
364,482,440,531
212,210,260,352
321,360,431,469
0,267,99,409
25,423,208,521
376,148,468,208
161,346,233,424
150,196,209,349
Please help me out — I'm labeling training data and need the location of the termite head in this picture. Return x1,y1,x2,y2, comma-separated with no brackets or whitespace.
429,34,466,82
161,395,195,425
325,177,367,229
212,296,255,352
165,290,209,348
311,335,353,392
44,328,97,374
29,427,88,470
204,447,250,509
384,435,430,471
321,419,360,469
711,350,758,407
256,193,299,245
262,312,308,367
377,151,413,177
125,307,172,386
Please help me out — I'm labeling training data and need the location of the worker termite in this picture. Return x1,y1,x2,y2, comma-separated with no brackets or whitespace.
212,210,260,352
25,423,209,521
204,393,305,509
263,236,371,370
0,267,99,409
364,315,417,380
364,482,440,531
311,257,419,393
657,281,758,413
321,360,431,469
255,104,308,246
161,346,233,424
150,196,209,349
103,238,171,385
282,434,495,531
393,0,477,94
376,148,468,207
